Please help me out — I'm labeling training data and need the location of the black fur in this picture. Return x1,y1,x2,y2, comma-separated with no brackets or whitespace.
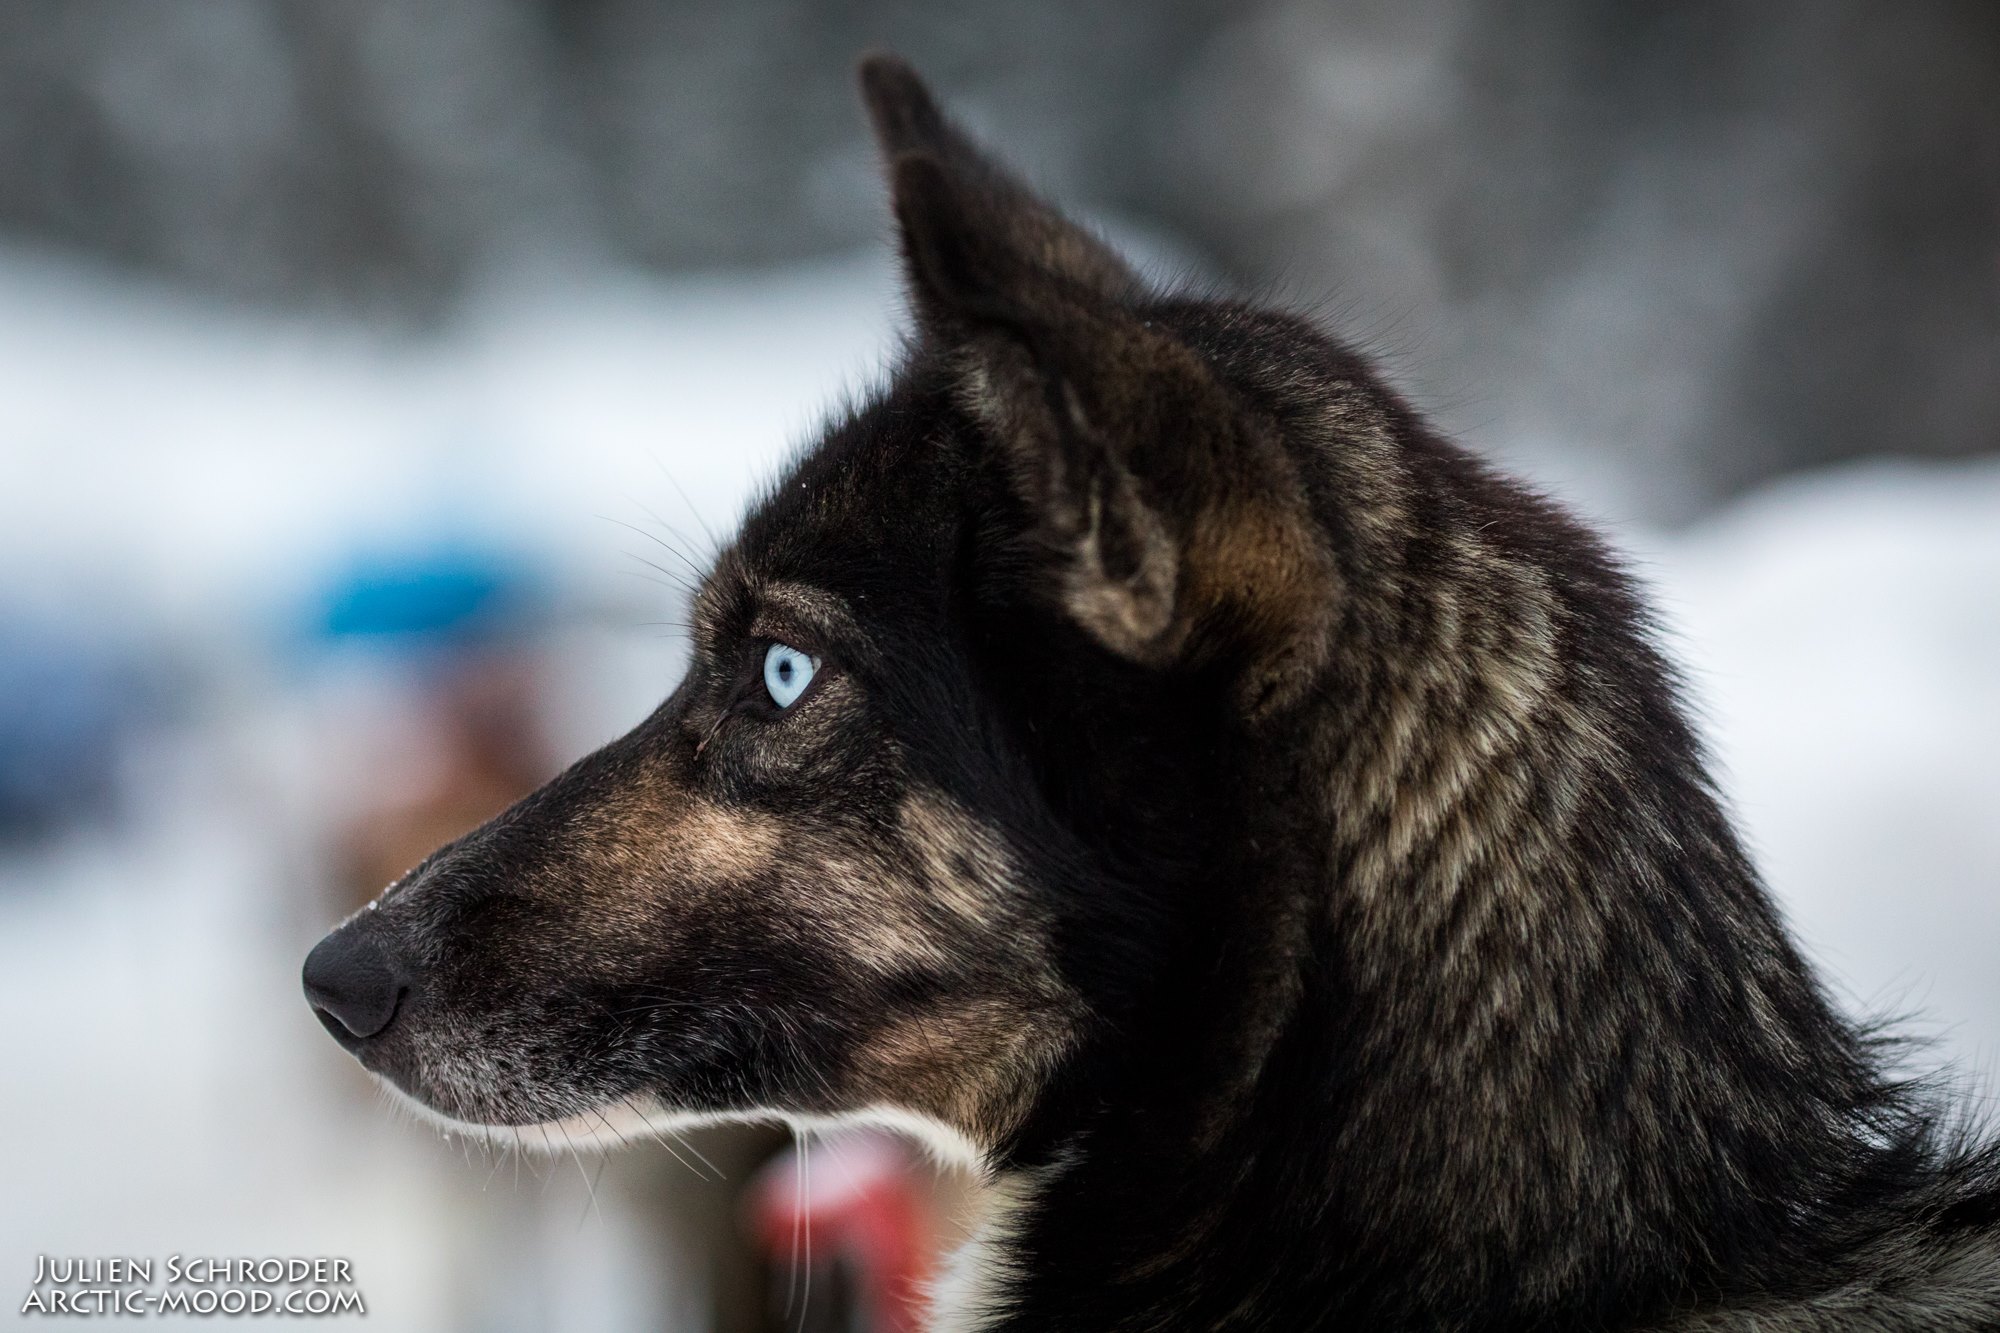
305,56,2000,1330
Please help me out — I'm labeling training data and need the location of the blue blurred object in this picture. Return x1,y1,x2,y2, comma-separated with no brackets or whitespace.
0,616,143,840
311,544,543,651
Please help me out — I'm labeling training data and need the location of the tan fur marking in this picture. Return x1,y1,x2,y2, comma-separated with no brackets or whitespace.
846,1001,1063,1150
669,801,786,883
825,792,1084,1149
900,793,1020,931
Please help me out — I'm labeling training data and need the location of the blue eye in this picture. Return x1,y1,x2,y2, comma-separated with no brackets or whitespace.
763,642,818,709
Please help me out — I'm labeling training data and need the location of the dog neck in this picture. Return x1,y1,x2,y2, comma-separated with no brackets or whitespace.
946,456,1912,1330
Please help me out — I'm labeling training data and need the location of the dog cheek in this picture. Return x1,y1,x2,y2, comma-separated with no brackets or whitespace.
801,794,1088,1146
839,987,1077,1153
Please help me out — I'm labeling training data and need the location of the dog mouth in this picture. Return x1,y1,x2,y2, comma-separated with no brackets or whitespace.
371,1076,995,1177
332,1002,654,1135
370,1075,675,1149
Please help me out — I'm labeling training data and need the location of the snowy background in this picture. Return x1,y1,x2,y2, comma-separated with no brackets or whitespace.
0,5,1994,1331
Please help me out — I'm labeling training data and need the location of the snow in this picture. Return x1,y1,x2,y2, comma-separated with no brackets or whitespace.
0,246,1994,1327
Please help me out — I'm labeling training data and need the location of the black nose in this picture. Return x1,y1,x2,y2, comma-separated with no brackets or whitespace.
302,924,410,1045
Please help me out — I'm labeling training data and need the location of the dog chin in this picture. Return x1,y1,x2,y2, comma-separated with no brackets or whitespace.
367,1076,662,1148
371,1077,992,1173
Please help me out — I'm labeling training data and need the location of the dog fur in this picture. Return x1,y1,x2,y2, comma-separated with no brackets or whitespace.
305,55,2000,1330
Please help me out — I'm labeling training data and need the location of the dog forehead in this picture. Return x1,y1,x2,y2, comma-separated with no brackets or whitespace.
701,383,964,627
691,543,873,647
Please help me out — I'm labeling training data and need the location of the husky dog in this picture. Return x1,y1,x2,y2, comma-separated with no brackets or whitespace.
303,56,2000,1330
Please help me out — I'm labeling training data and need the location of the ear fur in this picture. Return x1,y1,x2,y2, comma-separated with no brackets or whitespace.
856,56,1336,709
966,323,1187,661
858,53,1137,325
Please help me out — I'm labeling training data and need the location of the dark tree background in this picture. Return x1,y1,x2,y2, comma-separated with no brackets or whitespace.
1,0,1993,519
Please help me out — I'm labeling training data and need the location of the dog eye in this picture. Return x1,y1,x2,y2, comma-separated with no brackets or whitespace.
762,642,818,709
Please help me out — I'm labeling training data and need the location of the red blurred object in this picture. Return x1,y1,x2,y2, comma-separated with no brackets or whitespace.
747,1131,934,1333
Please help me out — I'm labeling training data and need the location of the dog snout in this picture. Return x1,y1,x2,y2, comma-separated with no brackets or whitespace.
302,920,414,1047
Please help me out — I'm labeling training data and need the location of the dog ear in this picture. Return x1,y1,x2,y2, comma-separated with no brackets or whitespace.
857,53,1137,322
857,57,1334,705
857,56,1175,660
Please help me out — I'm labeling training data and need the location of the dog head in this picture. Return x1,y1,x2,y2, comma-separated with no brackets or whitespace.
302,55,1344,1164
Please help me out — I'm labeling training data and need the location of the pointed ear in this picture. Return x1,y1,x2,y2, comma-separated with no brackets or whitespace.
855,57,1335,710
856,56,1172,659
857,53,1138,328
951,287,1334,703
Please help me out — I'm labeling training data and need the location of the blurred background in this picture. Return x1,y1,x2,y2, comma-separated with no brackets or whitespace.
1,2,1995,1328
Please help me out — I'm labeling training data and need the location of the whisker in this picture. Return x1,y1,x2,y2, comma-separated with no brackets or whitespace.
787,1124,804,1323
556,1118,605,1229
647,452,722,554
798,1130,814,1333
600,513,708,582
673,1128,724,1182
619,552,698,597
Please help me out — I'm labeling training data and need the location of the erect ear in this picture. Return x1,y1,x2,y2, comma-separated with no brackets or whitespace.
856,57,1335,710
857,53,1138,326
